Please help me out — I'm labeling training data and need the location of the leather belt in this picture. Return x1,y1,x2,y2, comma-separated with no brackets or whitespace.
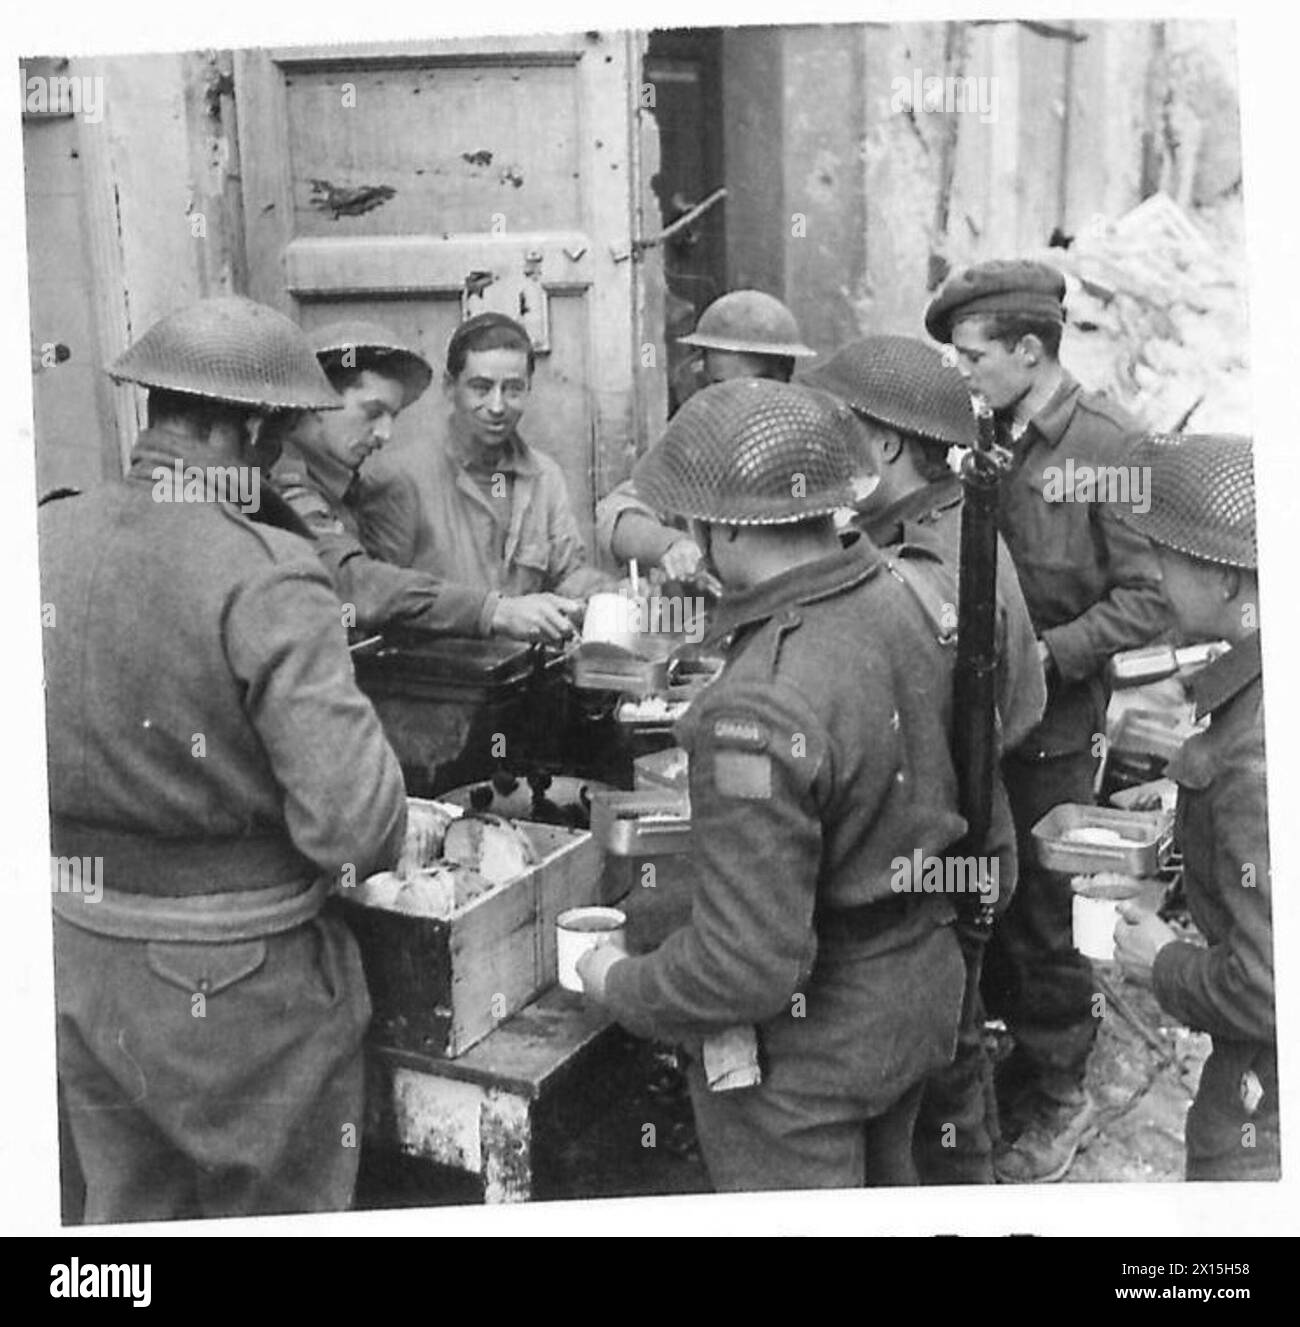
52,877,329,943
816,892,945,944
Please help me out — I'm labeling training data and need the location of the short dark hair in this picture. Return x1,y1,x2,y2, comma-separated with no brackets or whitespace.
970,312,1063,360
446,313,536,380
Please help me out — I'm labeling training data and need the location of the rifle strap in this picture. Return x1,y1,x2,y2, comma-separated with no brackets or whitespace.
883,551,958,649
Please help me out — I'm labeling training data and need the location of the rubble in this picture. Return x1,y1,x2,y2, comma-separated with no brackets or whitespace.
1034,193,1251,434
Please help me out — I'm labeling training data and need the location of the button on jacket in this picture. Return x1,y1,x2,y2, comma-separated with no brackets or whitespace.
603,538,968,1073
857,474,1047,754
1152,633,1277,1177
271,440,494,637
360,412,609,600
996,374,1167,754
43,429,408,887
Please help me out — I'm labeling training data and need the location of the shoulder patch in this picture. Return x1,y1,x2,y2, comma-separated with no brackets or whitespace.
711,715,769,750
713,750,773,800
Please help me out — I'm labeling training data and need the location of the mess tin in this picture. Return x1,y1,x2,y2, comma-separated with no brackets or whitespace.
1071,874,1143,962
556,906,627,991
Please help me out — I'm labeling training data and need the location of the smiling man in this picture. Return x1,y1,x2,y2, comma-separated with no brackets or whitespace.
272,319,549,641
361,312,609,643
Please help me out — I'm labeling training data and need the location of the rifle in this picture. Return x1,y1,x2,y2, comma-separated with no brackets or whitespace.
951,399,1011,1023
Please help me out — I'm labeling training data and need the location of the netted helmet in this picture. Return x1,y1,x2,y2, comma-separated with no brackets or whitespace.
311,319,433,408
1113,433,1256,568
108,297,341,411
676,290,815,359
632,378,857,525
800,334,977,448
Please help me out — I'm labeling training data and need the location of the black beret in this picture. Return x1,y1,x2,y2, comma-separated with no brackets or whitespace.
924,259,1066,344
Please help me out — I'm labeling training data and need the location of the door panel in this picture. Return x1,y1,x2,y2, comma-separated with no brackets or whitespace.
236,33,660,552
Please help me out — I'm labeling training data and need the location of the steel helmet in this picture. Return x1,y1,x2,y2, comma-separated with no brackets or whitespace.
108,297,342,411
311,319,434,409
676,290,816,359
1113,433,1256,569
800,335,978,449
632,378,857,526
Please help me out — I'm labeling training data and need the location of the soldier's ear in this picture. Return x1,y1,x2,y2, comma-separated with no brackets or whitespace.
1017,334,1045,366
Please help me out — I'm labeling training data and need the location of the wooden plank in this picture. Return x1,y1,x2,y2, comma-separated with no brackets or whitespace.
390,1067,486,1172
234,49,296,312
447,867,540,1056
379,988,615,1098
285,234,594,296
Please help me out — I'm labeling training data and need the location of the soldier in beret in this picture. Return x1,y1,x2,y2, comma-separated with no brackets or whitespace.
1114,434,1275,1182
925,260,1168,1182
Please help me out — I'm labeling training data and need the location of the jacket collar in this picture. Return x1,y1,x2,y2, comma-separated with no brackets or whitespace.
277,439,357,505
445,411,539,477
858,475,962,546
708,535,882,641
127,426,239,477
1017,370,1081,451
1191,631,1263,721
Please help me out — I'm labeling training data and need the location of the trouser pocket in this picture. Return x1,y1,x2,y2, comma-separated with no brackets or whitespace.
146,939,267,996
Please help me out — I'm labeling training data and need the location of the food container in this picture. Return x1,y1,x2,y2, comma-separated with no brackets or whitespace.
589,789,693,856
1110,707,1197,763
1109,644,1178,687
1070,874,1142,961
569,641,667,694
582,592,642,652
338,818,600,1058
354,636,568,796
633,746,690,793
1031,804,1173,876
556,906,628,991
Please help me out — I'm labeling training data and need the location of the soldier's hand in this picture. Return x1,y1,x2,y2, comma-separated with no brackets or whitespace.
491,593,582,644
661,537,722,595
1114,900,1178,988
575,941,625,1003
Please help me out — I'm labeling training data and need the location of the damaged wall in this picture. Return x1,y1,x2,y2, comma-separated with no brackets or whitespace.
716,18,1241,352
24,51,244,488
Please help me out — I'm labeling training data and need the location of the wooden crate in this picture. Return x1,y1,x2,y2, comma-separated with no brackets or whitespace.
339,823,600,1059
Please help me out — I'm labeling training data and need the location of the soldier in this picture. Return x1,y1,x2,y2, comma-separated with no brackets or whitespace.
925,260,1168,1182
42,297,409,1222
273,319,575,643
576,378,967,1190
595,290,815,588
359,312,610,639
1113,434,1275,1181
803,334,1046,1183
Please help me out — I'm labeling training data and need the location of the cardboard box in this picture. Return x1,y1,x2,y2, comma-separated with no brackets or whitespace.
339,822,600,1059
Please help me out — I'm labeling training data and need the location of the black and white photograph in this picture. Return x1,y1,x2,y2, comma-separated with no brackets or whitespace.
3,0,1297,1261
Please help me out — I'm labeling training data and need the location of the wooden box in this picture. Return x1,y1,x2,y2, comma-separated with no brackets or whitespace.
339,822,600,1059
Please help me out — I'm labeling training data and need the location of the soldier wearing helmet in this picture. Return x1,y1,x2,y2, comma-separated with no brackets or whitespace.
925,259,1168,1183
596,290,815,589
1113,435,1275,1182
271,319,553,642
805,334,1045,1184
41,297,409,1222
576,378,968,1191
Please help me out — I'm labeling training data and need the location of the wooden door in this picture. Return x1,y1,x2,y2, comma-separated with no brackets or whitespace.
235,32,664,551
